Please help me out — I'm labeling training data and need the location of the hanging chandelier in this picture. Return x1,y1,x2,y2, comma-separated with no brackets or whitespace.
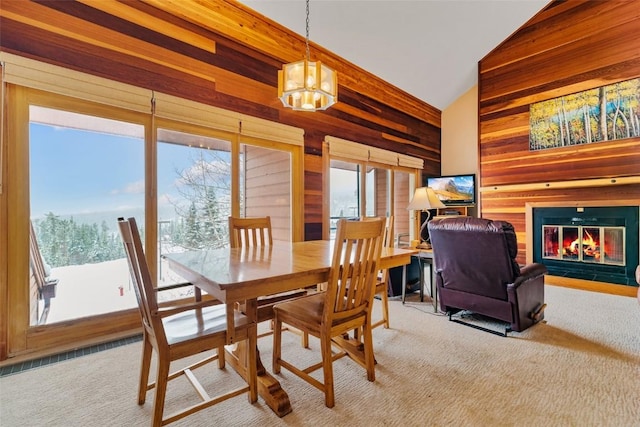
278,0,337,111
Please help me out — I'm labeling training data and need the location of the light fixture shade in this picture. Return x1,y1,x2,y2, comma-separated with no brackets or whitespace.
278,59,337,111
407,187,446,211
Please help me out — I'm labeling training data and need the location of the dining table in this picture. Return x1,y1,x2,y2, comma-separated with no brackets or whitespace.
164,239,417,417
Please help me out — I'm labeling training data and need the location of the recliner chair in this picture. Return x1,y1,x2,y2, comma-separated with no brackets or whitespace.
428,216,547,335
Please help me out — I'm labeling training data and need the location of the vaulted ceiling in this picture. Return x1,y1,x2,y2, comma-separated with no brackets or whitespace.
239,0,549,111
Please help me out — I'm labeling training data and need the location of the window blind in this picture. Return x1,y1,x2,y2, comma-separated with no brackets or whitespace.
326,135,423,169
0,52,152,113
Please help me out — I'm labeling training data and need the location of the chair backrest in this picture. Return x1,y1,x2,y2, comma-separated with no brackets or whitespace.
228,216,273,248
428,216,521,300
364,216,394,285
324,218,385,324
118,217,164,344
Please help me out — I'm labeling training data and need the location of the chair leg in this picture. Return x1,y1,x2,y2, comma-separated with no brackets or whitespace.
138,336,153,405
363,322,376,382
381,291,390,329
217,346,226,369
320,333,335,408
246,326,258,403
301,331,309,349
152,357,170,427
272,316,282,374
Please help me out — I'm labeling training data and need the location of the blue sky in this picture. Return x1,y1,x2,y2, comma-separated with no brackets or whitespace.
29,123,196,219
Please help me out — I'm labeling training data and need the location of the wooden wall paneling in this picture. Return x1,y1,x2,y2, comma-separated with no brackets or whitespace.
478,0,640,291
481,1,638,74
138,0,441,127
480,2,640,104
0,2,441,167
304,153,323,240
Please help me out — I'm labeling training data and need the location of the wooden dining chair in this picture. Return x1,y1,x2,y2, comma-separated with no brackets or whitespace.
369,216,394,329
229,216,309,342
272,218,385,408
118,217,257,427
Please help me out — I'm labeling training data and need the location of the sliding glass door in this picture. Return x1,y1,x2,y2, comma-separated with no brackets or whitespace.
29,105,144,325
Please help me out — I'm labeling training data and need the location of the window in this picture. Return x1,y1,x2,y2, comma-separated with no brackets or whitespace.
1,53,303,357
156,128,233,292
29,106,144,324
326,137,421,243
330,159,361,220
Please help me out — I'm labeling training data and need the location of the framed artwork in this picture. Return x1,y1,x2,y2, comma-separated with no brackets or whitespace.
529,77,640,151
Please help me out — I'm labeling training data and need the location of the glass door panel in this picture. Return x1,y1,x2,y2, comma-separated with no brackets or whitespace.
29,106,144,325
393,170,413,246
366,165,390,218
330,159,360,237
156,128,232,294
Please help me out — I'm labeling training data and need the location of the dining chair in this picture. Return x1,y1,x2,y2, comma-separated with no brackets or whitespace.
371,216,394,329
272,218,385,408
229,216,309,343
118,217,257,427
352,216,393,341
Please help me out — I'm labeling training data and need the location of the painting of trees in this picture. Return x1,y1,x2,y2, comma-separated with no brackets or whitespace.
530,78,640,150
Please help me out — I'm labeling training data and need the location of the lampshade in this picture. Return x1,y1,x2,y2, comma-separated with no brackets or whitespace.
406,187,446,211
277,0,337,112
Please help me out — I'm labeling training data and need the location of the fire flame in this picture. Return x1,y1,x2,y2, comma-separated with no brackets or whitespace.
568,229,600,259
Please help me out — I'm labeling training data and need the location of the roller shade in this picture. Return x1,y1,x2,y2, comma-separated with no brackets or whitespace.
153,91,240,133
326,136,369,161
0,52,151,113
239,114,303,147
326,135,423,169
0,53,303,145
398,153,424,169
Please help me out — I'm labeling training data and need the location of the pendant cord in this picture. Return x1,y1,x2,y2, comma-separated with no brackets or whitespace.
305,0,310,61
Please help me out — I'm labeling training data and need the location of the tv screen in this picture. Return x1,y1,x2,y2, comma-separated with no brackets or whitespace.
426,174,476,206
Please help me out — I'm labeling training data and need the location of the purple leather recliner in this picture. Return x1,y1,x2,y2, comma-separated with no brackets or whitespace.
428,216,547,335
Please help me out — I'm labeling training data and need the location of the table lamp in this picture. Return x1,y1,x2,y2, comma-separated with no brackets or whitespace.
406,186,445,249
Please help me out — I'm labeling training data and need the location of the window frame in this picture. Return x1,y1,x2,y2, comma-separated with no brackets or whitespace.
324,138,421,241
2,84,303,359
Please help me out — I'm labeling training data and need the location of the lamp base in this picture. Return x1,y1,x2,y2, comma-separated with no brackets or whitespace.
416,242,432,250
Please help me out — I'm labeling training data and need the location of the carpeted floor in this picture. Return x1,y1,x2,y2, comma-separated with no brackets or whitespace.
1,284,639,426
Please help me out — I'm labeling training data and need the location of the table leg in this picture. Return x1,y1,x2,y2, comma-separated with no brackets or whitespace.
401,264,407,304
225,342,292,417
226,298,292,417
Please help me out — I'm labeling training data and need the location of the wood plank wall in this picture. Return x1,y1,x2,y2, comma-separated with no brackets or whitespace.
478,0,640,269
0,0,441,241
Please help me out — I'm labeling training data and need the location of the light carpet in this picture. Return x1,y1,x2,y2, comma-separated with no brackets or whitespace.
1,285,639,427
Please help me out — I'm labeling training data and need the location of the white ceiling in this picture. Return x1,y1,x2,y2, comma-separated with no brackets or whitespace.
239,0,549,111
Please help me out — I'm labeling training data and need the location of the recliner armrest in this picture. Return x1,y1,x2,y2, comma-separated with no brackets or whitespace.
510,263,547,288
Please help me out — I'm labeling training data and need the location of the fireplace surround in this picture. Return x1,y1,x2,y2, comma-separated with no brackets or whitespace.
532,205,639,285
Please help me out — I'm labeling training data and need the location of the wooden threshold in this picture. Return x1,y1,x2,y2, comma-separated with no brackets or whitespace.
545,275,637,297
0,328,142,368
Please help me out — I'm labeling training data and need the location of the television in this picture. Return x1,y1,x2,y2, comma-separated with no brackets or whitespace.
426,174,476,206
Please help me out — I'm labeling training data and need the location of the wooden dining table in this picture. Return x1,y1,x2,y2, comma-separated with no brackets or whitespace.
164,240,417,417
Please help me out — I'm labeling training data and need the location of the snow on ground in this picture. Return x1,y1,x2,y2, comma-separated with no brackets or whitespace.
45,257,189,324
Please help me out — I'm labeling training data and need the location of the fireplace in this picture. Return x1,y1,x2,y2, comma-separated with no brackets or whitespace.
532,206,639,285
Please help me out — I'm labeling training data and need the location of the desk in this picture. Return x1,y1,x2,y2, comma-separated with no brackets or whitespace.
164,240,416,417
401,249,437,312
